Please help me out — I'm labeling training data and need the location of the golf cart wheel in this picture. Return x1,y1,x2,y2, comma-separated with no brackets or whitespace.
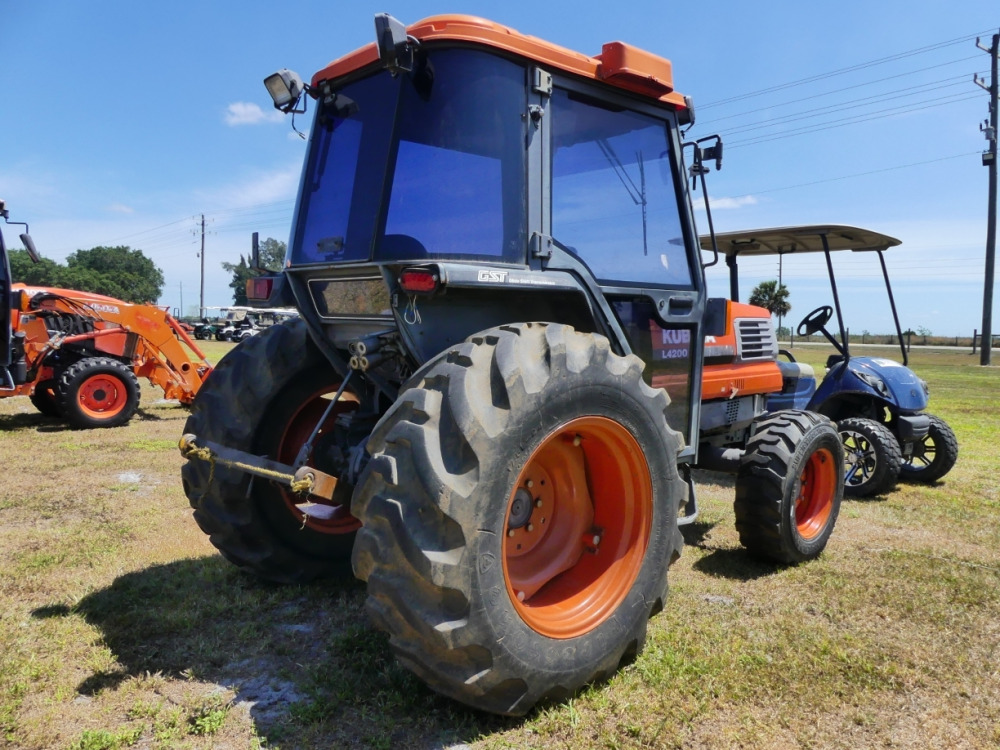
735,410,843,563
29,379,62,417
899,413,958,484
837,417,902,497
55,357,140,429
351,323,685,716
181,318,360,583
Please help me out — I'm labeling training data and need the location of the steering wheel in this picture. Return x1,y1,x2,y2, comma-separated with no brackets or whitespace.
797,305,833,336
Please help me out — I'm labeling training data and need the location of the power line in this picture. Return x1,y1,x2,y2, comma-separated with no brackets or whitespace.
719,73,979,138
699,55,985,128
727,91,982,148
702,28,997,109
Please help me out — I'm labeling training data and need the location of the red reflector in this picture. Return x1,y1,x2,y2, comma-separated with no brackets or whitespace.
247,277,273,301
399,270,438,294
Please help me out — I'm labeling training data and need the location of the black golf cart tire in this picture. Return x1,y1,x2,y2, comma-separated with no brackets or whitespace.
30,379,62,417
837,417,902,497
181,318,357,583
55,357,140,429
351,322,686,716
735,410,843,564
899,413,958,484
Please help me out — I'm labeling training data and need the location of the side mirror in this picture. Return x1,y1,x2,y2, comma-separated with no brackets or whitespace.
20,233,40,263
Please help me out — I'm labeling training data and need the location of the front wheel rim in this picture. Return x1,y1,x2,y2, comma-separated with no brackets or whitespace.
503,416,653,639
905,434,937,470
795,447,838,540
842,430,876,486
77,374,129,418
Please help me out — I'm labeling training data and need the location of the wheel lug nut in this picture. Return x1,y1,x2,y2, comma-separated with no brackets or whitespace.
573,435,582,446
535,499,543,508
507,529,516,537
526,523,534,532
516,590,526,602
526,479,534,488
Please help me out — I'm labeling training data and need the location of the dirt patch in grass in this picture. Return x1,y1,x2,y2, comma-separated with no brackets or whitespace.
2,344,999,748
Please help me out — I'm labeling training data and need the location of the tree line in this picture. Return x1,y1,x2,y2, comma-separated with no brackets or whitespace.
8,237,287,307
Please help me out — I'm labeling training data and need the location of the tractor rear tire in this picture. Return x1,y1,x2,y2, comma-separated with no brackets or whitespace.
837,417,901,497
55,357,140,429
735,410,843,564
30,379,62,417
351,323,686,716
181,319,360,583
899,413,958,484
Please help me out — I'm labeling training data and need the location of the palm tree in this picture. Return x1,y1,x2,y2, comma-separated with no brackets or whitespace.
748,280,791,318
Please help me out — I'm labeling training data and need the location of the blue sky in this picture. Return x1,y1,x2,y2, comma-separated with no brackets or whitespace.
2,1,997,336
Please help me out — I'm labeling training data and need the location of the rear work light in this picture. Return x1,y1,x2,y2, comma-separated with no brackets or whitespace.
399,268,440,295
247,277,274,302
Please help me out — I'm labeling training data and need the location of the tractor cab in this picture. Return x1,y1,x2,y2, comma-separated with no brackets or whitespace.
703,224,957,496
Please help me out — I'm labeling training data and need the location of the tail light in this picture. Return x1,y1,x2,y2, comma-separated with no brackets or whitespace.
399,267,440,295
247,277,273,302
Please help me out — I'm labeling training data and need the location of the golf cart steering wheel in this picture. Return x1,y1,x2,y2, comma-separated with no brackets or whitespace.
797,305,834,336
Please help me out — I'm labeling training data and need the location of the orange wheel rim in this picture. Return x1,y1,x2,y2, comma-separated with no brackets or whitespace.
78,374,128,418
503,416,653,639
795,447,837,540
276,384,361,535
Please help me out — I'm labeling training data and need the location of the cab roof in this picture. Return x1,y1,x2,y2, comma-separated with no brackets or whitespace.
700,224,902,257
311,14,687,109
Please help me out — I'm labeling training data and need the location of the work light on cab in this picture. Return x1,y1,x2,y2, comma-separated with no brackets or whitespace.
264,68,306,112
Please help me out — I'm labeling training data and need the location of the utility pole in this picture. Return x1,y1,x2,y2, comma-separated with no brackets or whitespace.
199,213,206,318
975,32,998,366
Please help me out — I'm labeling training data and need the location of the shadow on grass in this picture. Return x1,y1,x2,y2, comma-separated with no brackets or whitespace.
0,412,69,431
34,556,511,747
692,549,780,581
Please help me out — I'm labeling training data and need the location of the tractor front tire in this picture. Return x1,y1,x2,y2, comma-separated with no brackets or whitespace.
899,413,958,484
30,379,62,418
735,410,843,563
351,323,686,716
837,417,902,497
181,319,360,583
55,357,140,429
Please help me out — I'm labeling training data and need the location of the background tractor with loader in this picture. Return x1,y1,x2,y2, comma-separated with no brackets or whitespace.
0,202,213,428
179,14,844,716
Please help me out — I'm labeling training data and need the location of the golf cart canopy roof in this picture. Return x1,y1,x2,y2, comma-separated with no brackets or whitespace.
700,224,901,257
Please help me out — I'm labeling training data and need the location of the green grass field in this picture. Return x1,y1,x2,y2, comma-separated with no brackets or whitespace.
1,340,998,749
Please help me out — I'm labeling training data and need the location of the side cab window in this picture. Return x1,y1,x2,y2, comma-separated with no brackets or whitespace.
550,88,693,289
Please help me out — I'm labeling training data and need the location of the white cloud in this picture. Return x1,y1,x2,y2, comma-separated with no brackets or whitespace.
224,102,283,126
107,202,134,214
709,195,758,210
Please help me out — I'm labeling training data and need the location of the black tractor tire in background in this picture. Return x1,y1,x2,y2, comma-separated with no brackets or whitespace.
181,318,360,583
55,357,140,429
837,417,902,497
30,379,62,417
351,322,686,716
735,410,843,564
899,413,958,484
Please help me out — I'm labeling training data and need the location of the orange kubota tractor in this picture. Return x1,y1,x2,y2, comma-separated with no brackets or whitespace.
178,15,844,716
0,203,212,428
